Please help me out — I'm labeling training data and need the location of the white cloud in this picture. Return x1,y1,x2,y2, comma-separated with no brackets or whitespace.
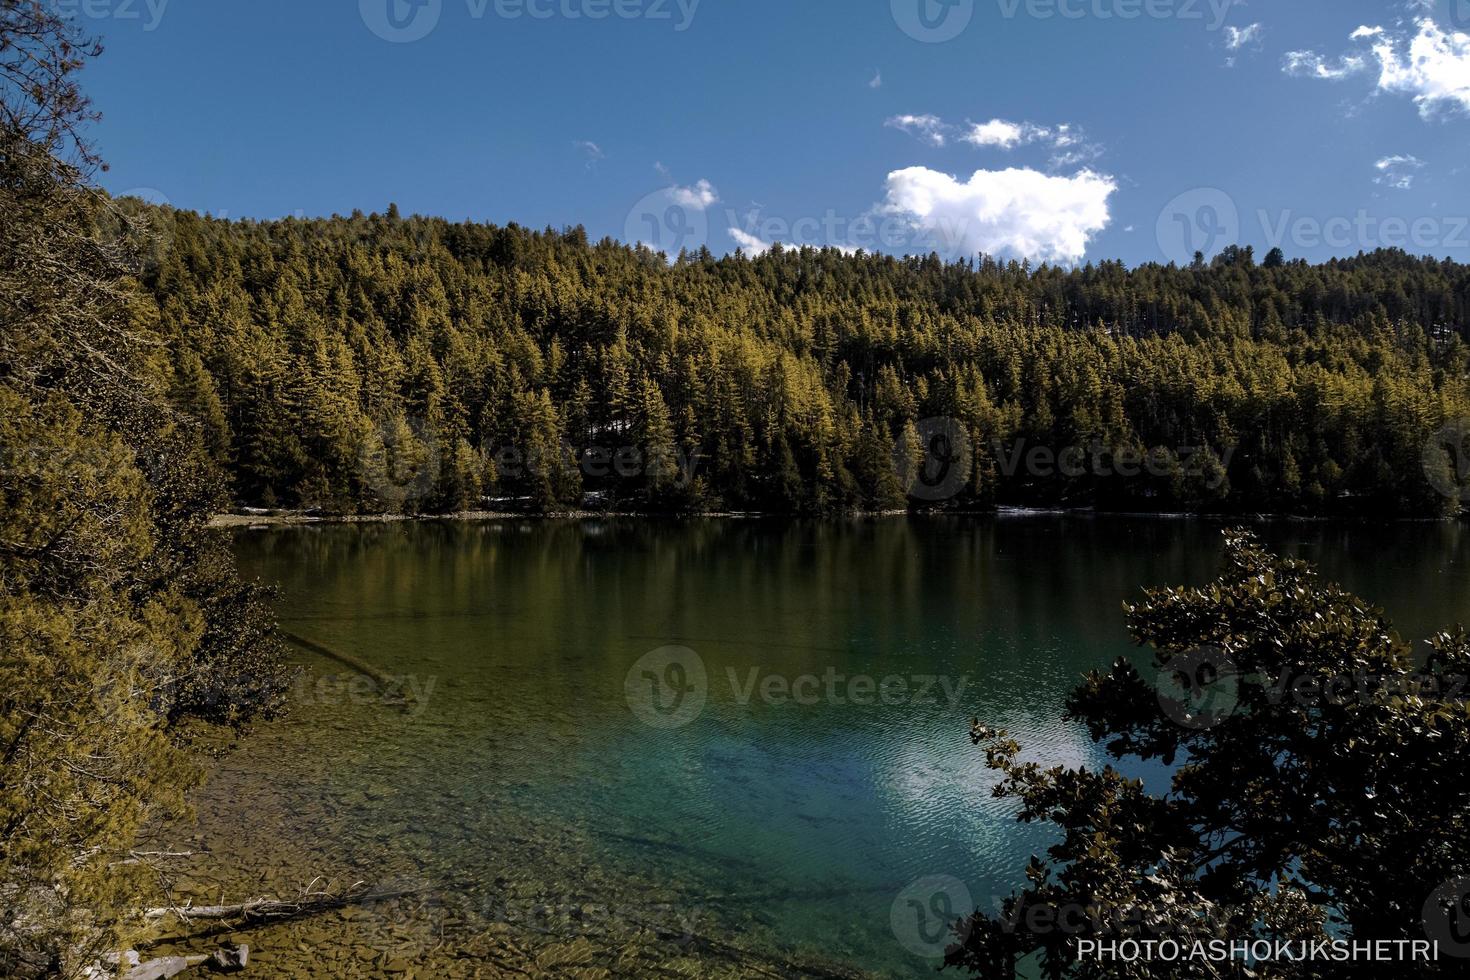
727,227,857,256
1049,147,1101,169
669,179,719,210
1374,153,1426,189
965,119,1031,149
886,114,1101,167
573,140,604,168
869,70,883,89
881,166,1116,265
962,118,1065,150
958,118,1102,168
1282,49,1368,80
1225,22,1263,50
1366,19,1470,117
1223,22,1263,67
1050,123,1081,148
1286,19,1470,117
728,228,773,254
1376,153,1424,169
885,114,947,146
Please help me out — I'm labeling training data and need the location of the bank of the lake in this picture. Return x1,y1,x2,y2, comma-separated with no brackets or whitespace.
207,509,914,528
208,508,1467,529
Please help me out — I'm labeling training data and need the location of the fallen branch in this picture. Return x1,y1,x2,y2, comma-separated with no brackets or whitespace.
110,850,197,868
282,631,416,706
143,880,427,924
116,945,247,980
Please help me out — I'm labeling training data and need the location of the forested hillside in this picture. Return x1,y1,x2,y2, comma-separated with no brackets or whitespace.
131,204,1470,517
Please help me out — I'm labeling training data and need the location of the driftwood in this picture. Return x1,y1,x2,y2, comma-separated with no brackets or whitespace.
110,850,197,868
281,631,416,705
143,878,860,979
112,946,247,980
143,880,427,925
143,897,306,922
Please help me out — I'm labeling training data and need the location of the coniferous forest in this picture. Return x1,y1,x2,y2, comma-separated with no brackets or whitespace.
8,0,1470,974
129,204,1470,518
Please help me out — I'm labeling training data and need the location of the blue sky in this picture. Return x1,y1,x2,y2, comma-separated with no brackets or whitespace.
80,0,1470,266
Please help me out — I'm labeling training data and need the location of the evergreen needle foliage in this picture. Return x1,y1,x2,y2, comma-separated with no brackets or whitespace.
126,209,1470,517
0,2,287,973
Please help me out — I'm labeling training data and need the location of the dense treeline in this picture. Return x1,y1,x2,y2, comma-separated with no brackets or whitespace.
133,209,1470,518
0,3,286,974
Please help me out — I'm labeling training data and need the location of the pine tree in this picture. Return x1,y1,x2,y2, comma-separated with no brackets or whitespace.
0,8,285,969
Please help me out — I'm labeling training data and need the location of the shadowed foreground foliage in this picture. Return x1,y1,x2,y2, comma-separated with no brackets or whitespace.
0,2,287,973
950,532,1470,978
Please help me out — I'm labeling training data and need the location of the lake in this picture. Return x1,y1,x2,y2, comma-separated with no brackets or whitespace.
157,517,1470,978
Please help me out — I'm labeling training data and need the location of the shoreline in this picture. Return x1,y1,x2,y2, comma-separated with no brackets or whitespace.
207,507,1462,528
206,508,892,527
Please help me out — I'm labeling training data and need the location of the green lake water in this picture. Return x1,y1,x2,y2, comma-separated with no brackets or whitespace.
169,517,1470,978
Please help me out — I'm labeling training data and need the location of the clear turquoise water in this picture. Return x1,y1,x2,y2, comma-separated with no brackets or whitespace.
226,517,1470,977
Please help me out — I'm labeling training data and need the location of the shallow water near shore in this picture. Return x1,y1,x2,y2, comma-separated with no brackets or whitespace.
147,517,1470,978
